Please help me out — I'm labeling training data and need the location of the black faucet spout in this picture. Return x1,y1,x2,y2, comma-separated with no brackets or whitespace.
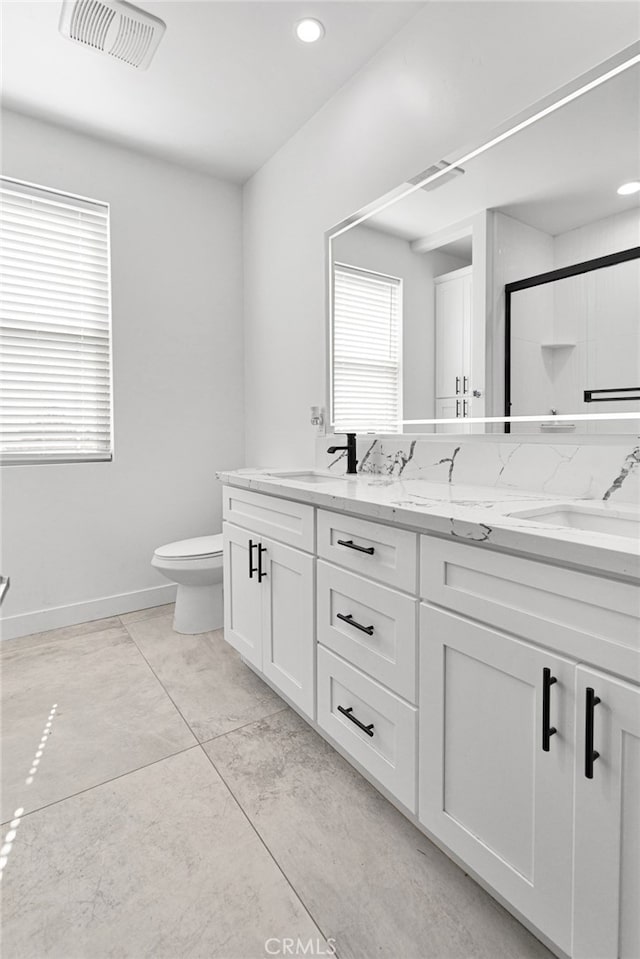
327,432,358,475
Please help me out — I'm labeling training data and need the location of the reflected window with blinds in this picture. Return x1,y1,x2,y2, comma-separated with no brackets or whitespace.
0,178,112,464
332,263,402,432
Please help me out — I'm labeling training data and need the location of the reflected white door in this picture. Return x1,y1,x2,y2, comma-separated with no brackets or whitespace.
435,268,472,398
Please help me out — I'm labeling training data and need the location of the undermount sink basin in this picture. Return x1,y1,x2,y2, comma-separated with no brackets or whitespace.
268,470,347,485
507,504,640,539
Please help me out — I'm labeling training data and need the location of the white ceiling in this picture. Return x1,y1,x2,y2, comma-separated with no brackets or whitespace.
365,59,640,241
0,0,423,182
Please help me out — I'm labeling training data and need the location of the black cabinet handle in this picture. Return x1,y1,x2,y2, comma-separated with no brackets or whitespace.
455,400,461,418
337,539,375,555
455,375,461,395
542,667,557,752
258,544,267,582
337,705,374,737
463,375,469,393
248,539,258,579
463,399,469,418
585,687,601,779
336,613,374,636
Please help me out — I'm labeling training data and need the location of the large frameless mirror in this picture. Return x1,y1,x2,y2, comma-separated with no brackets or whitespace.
326,45,640,435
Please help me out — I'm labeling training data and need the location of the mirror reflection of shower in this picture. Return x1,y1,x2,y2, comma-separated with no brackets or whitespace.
507,250,640,434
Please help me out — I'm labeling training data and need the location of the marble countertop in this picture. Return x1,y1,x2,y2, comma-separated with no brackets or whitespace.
218,468,640,581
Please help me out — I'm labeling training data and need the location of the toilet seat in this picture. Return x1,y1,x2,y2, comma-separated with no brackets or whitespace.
153,534,223,561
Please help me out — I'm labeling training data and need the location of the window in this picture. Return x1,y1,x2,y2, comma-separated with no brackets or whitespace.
0,178,112,464
332,263,402,432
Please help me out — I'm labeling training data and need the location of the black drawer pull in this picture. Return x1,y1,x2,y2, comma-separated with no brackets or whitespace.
337,539,375,555
258,544,267,582
585,687,601,779
542,667,557,752
336,612,374,636
248,539,258,579
337,705,374,737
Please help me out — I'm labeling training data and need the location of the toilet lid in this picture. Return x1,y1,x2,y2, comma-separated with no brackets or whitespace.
154,534,223,559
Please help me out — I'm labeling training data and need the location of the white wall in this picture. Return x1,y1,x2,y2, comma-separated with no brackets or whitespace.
243,1,638,465
0,110,244,637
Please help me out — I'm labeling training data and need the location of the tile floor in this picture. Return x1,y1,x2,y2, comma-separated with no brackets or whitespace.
1,605,553,959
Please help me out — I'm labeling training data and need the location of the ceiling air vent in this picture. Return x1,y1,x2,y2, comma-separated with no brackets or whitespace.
59,0,166,70
408,161,465,193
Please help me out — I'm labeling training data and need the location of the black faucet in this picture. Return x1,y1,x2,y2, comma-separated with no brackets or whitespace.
327,432,358,475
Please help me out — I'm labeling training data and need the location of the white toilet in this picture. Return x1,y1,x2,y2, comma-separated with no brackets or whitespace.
151,534,223,634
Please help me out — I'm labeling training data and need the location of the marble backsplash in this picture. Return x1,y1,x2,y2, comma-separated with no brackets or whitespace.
316,435,640,504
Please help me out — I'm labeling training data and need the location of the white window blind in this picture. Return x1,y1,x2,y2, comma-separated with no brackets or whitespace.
0,178,112,464
332,263,402,432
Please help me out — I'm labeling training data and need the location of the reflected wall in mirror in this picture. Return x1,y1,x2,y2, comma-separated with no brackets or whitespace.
327,48,640,434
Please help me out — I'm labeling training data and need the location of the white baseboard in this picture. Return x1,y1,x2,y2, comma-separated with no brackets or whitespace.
0,584,178,642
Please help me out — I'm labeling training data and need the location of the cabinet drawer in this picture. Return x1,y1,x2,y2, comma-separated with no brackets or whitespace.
318,509,417,592
223,486,314,552
317,646,417,811
317,561,417,702
420,537,640,681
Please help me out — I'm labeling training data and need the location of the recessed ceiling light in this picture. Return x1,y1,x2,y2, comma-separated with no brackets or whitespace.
296,18,324,43
617,181,640,196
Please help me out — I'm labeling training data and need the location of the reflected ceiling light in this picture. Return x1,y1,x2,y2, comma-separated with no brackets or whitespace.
617,181,640,195
296,18,325,43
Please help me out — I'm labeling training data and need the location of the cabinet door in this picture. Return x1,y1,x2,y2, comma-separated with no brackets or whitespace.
223,522,262,668
573,668,640,959
435,277,466,398
261,537,315,719
420,604,575,953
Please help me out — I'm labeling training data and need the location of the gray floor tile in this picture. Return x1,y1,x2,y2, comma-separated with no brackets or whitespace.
118,603,175,626
1,625,196,821
1,615,122,654
205,709,553,959
1,748,324,959
124,616,285,742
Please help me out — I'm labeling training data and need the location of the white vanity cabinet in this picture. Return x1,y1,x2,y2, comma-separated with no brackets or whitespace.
222,487,315,718
221,479,639,958
419,535,640,958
